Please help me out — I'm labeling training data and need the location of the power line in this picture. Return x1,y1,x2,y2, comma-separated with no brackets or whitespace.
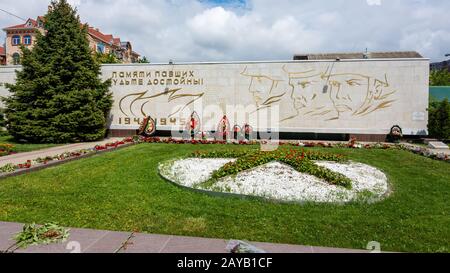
0,8,27,22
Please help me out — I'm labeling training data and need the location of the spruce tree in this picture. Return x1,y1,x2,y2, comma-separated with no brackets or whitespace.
3,0,113,143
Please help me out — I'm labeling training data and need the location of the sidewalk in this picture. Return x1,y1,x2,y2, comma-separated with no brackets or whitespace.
0,138,122,166
0,221,370,253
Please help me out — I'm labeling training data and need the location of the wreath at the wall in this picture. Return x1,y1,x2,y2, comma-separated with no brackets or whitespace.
138,116,157,137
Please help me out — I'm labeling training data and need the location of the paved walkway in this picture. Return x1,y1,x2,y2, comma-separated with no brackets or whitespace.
0,221,370,253
0,138,122,166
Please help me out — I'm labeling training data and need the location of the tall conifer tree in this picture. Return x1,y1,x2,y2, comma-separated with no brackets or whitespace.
3,0,112,143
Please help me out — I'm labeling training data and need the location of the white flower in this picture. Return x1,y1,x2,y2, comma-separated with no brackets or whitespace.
160,158,390,203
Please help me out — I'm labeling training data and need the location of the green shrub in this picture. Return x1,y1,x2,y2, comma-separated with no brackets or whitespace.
429,99,450,140
0,109,7,136
430,69,450,86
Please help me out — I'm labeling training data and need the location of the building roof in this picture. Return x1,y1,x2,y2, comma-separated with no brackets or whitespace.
293,51,423,60
2,16,140,57
88,27,116,45
113,38,121,47
3,18,38,31
0,46,5,56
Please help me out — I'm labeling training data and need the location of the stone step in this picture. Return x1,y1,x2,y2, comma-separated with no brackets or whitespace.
428,141,449,149
422,138,438,144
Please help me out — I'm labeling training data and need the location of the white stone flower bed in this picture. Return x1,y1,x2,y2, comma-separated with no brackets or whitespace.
159,158,389,203
159,158,235,187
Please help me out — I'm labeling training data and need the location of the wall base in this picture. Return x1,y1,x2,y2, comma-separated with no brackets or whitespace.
109,129,138,138
109,129,389,142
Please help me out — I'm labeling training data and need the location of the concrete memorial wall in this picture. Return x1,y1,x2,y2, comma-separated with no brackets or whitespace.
0,58,429,138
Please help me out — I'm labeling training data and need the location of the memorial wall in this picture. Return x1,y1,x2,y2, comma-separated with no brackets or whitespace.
0,58,430,136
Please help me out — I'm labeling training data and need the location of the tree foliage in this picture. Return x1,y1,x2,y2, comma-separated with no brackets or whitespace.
429,99,450,140
93,52,120,64
430,69,450,86
3,0,113,143
137,56,150,63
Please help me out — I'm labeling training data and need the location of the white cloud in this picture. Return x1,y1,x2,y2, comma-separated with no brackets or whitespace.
0,0,449,62
366,0,382,6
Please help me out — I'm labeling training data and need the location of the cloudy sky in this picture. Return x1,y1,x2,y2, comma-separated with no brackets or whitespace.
1,0,449,62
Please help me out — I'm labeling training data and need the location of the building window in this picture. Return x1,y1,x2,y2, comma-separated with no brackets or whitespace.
97,43,105,54
12,35,21,46
23,35,32,45
12,53,21,65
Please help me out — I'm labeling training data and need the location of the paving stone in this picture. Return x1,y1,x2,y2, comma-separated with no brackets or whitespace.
251,242,314,253
0,222,23,252
118,233,173,253
0,221,378,253
83,231,132,253
160,236,229,253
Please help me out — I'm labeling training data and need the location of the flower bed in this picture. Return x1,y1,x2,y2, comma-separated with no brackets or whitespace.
159,155,390,203
0,138,135,175
1,135,446,178
193,149,352,188
141,136,449,162
400,143,449,161
0,144,15,157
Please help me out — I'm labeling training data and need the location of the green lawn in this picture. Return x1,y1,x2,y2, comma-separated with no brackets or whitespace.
0,135,60,153
0,143,448,253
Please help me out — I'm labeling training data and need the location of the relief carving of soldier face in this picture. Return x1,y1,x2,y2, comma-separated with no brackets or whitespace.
241,67,286,110
327,73,396,119
327,74,370,117
285,67,397,121
249,75,280,107
241,66,397,123
288,71,324,110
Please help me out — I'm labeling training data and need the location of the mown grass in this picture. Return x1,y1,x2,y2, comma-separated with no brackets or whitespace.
0,143,448,252
0,135,60,153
